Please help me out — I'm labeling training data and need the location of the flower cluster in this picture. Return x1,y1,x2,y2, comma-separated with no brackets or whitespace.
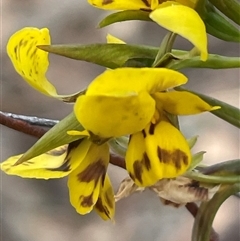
2,0,237,223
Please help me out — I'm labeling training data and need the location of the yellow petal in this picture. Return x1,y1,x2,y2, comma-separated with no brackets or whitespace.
0,139,91,179
94,174,115,220
7,27,58,96
88,0,151,10
126,131,159,187
86,68,188,96
153,91,220,115
150,4,208,61
68,143,109,215
144,121,191,184
106,34,126,44
74,92,155,138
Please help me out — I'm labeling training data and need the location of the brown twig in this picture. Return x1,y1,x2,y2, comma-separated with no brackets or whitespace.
185,202,199,218
0,112,47,138
110,153,126,169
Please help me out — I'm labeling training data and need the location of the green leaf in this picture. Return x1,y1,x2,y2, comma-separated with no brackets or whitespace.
202,159,240,176
192,183,240,241
187,151,206,171
187,135,199,149
167,54,240,70
184,171,240,184
38,44,157,69
15,112,84,165
209,0,240,25
203,2,240,42
38,44,240,70
98,10,151,28
176,87,240,128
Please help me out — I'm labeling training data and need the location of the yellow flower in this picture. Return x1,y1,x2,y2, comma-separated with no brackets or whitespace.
74,67,219,186
0,139,115,220
6,27,81,101
89,0,208,61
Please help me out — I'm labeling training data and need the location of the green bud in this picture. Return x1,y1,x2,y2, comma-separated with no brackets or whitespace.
201,2,240,42
209,0,240,25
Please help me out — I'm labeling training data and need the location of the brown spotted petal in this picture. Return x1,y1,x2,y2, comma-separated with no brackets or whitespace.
0,139,91,179
94,174,115,220
126,131,160,187
144,120,191,185
68,142,109,215
150,176,219,205
115,176,145,202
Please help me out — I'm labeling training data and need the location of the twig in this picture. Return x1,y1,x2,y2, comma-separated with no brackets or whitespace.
0,112,47,138
110,153,126,169
0,111,59,127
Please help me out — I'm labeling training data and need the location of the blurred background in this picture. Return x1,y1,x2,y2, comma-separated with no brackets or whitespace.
1,0,239,240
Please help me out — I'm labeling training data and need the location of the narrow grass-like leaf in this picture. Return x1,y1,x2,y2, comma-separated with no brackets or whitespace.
16,112,84,165
202,159,240,176
38,44,157,69
176,87,240,128
167,54,240,70
38,44,240,70
98,10,151,28
209,0,240,26
192,183,240,241
187,151,206,171
184,171,240,184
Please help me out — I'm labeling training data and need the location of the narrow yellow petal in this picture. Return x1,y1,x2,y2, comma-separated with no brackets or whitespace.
126,132,159,187
151,0,160,9
7,27,58,96
0,140,91,179
68,143,109,215
88,0,151,10
150,5,208,61
86,68,188,96
74,92,155,138
144,121,191,183
106,34,126,44
67,130,90,136
153,91,220,115
94,174,115,220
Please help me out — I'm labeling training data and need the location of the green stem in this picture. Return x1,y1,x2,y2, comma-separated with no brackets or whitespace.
184,171,240,184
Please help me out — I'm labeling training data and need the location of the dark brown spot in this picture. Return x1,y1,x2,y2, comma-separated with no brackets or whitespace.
80,194,94,207
161,198,181,208
143,152,151,170
129,172,135,181
26,42,35,56
77,159,106,185
95,198,111,218
30,48,37,59
142,129,146,138
148,123,155,135
105,192,114,209
102,0,113,5
133,161,143,184
66,139,84,157
157,147,189,170
141,0,150,7
47,145,67,156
